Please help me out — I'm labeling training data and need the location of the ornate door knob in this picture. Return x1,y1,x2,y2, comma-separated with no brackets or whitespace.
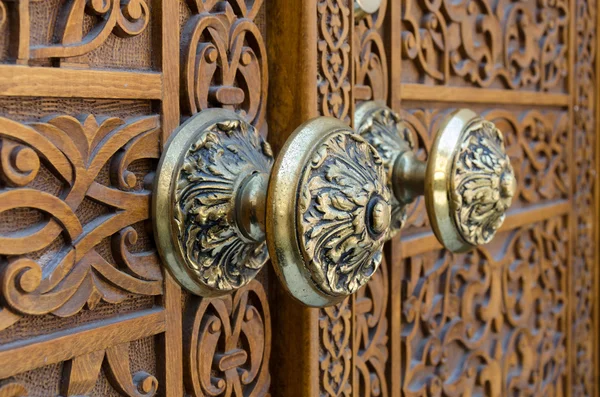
354,0,382,19
153,108,391,307
355,101,516,252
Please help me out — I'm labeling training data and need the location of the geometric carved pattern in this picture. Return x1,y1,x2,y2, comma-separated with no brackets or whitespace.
401,216,568,396
317,0,352,124
398,108,569,232
183,279,270,396
572,0,597,394
401,0,568,91
0,114,162,331
181,0,267,131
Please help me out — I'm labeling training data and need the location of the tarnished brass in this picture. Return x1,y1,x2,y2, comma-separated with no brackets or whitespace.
154,109,391,306
354,0,382,19
356,101,516,252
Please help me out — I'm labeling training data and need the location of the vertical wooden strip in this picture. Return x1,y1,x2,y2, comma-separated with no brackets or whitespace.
387,1,402,396
388,0,401,111
592,0,600,397
267,0,319,395
155,0,182,395
567,0,575,394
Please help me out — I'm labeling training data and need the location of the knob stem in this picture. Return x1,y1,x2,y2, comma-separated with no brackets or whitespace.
392,150,426,204
236,172,268,243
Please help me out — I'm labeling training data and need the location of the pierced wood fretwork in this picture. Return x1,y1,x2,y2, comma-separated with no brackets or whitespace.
401,0,568,91
401,216,568,396
0,114,163,330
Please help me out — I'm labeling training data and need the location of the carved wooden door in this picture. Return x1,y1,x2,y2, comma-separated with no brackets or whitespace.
0,0,597,396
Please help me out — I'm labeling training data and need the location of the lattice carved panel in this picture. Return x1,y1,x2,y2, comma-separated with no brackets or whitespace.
179,0,267,133
398,106,569,235
0,112,163,332
0,336,158,397
401,216,568,396
0,0,154,68
401,0,568,92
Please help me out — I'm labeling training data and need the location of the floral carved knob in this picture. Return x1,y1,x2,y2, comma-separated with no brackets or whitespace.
153,109,391,306
355,101,516,252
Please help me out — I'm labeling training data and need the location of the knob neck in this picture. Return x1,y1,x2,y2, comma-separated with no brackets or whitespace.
391,150,426,205
236,172,268,243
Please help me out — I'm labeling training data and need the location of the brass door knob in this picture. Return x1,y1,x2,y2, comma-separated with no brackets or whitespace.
354,0,382,19
355,101,516,252
153,109,391,307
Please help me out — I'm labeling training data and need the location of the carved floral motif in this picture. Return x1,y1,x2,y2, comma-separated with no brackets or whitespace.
401,217,568,396
182,0,267,131
572,0,597,394
0,114,162,330
401,0,568,91
317,0,352,123
184,279,270,396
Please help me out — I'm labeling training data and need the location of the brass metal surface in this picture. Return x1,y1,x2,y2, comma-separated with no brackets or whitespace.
356,102,516,252
155,109,391,306
153,109,273,296
267,117,391,307
354,0,382,19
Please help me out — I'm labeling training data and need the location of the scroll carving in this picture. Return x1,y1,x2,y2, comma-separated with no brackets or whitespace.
317,0,352,124
401,0,568,90
354,0,387,102
298,132,390,296
181,0,267,131
184,279,270,396
62,342,158,397
572,0,597,394
399,108,569,233
401,217,568,395
355,262,389,397
28,0,150,65
0,114,162,330
320,297,352,396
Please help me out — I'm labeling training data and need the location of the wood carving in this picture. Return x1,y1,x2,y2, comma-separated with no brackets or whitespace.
317,0,352,124
184,279,270,396
28,0,150,65
320,296,352,396
401,216,568,396
0,114,163,330
399,108,569,232
0,383,28,397
62,342,158,396
355,261,389,397
401,0,568,90
181,0,267,131
354,0,387,102
572,0,597,394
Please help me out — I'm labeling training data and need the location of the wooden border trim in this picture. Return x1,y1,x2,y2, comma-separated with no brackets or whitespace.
0,65,162,99
401,84,570,107
398,200,571,258
0,308,166,379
